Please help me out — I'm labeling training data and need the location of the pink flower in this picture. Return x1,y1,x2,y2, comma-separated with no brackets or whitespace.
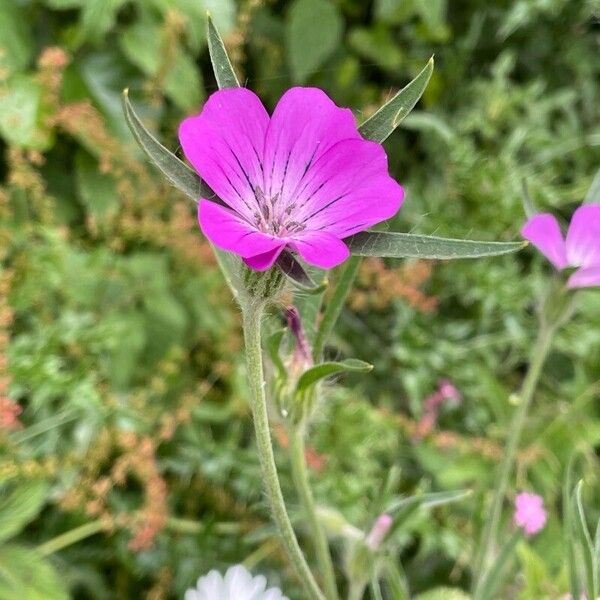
179,87,404,271
438,379,461,403
521,204,600,288
0,397,22,431
365,513,393,550
514,492,547,537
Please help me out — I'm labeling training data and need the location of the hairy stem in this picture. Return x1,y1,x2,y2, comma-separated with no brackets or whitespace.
242,302,325,600
289,428,339,600
474,323,555,585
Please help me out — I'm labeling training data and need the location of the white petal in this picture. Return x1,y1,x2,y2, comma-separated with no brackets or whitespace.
263,589,289,600
187,565,287,600
195,571,226,599
225,565,257,598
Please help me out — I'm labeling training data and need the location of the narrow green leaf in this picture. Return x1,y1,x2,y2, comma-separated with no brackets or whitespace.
520,178,538,219
121,89,207,201
370,575,384,600
346,231,527,259
359,57,434,143
11,411,77,444
383,557,410,600
0,481,49,543
296,358,372,393
594,518,600,581
564,455,581,600
573,481,597,600
387,489,472,515
266,328,287,379
584,168,600,204
312,256,361,360
207,12,239,89
474,529,522,600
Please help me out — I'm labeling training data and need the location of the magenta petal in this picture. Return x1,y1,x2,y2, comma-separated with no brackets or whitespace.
567,266,600,289
292,138,404,237
565,204,600,268
179,89,269,220
243,247,285,271
289,231,350,269
262,87,360,209
198,200,283,258
521,214,568,270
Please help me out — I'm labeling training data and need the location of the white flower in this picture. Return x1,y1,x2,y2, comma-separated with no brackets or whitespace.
185,565,289,600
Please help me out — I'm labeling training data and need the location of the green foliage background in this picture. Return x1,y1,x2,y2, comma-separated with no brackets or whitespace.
1,0,599,598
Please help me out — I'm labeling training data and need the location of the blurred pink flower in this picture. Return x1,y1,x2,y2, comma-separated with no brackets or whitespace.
521,204,600,288
179,87,404,271
514,492,547,537
414,379,462,440
438,379,461,403
0,397,22,431
365,513,393,550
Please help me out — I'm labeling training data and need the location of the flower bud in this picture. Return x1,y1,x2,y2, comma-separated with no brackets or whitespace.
365,513,393,550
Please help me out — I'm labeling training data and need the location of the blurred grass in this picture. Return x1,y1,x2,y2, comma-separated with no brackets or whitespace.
0,0,599,598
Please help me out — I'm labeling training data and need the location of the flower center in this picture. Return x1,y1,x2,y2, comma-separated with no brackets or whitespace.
253,186,306,237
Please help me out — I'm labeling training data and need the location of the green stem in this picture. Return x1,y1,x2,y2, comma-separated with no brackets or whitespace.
242,302,326,600
313,256,361,361
165,517,241,535
474,323,555,585
36,520,105,556
289,428,339,600
474,529,523,600
348,581,366,600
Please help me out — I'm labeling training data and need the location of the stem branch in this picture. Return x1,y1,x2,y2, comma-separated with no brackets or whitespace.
36,520,105,556
289,428,339,600
242,302,325,600
474,323,555,585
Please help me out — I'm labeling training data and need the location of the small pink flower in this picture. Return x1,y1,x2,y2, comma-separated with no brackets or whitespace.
521,204,600,288
179,87,404,271
514,492,547,537
0,397,22,431
438,379,461,403
365,513,393,550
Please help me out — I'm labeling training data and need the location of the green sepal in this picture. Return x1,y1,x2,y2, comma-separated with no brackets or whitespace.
276,252,328,294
